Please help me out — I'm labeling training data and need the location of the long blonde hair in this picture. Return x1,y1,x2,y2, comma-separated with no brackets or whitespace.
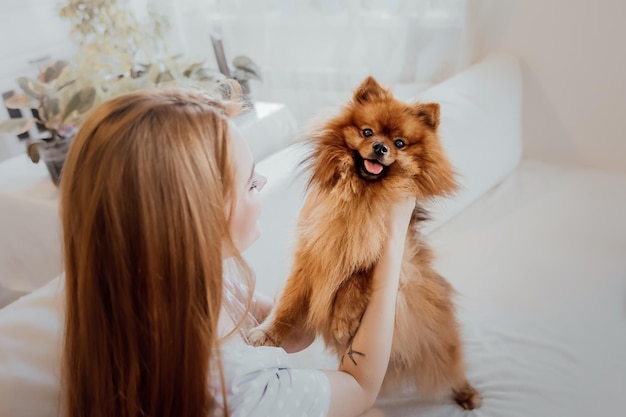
60,87,250,417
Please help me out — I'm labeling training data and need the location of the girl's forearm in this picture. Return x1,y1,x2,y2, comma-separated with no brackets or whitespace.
323,218,410,417
336,229,404,396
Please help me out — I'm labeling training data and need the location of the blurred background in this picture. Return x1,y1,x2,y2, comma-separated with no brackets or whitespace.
0,0,624,173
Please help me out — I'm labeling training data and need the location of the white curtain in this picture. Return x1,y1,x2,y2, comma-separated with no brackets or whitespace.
154,0,475,124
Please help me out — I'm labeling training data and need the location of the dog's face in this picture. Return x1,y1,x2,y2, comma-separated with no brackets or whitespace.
311,76,457,199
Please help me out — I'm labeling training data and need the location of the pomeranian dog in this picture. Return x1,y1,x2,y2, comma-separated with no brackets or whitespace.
249,76,481,409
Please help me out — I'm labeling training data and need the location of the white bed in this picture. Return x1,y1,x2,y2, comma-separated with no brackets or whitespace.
1,56,624,417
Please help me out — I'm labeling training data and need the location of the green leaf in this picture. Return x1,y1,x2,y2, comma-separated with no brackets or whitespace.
183,62,205,77
0,118,33,135
56,78,77,92
62,86,96,122
232,55,255,68
41,95,60,122
156,71,174,84
27,143,40,163
190,68,209,81
234,67,262,82
232,55,262,81
3,94,38,110
41,60,69,83
16,77,49,98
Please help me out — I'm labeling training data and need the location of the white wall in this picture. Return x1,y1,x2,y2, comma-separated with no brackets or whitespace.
3,0,624,173
471,0,626,173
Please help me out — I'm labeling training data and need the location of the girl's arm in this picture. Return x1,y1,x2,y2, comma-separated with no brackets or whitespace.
323,195,415,417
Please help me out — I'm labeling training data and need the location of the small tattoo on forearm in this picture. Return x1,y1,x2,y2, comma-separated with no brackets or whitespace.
341,338,366,366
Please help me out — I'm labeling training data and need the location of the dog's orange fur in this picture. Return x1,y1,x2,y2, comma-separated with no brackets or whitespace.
249,77,481,409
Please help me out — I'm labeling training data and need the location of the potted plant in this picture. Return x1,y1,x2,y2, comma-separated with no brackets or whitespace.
0,0,262,185
0,61,96,185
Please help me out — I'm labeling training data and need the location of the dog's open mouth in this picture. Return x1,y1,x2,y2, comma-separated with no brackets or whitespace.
354,152,389,181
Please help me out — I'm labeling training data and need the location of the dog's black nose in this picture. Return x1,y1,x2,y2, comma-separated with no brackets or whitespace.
373,142,389,156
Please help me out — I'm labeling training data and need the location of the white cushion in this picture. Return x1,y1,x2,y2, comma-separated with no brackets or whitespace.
418,54,523,234
0,275,64,417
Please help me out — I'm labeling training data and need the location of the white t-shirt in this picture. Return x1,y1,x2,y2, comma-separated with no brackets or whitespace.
212,342,330,417
212,275,331,416
0,274,331,417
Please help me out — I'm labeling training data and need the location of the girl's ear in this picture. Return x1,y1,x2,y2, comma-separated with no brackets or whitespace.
353,76,390,104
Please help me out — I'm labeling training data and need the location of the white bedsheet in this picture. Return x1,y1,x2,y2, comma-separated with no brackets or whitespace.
372,159,626,416
285,159,626,417
1,155,623,416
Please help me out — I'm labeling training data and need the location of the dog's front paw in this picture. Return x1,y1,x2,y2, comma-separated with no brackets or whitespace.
247,325,280,347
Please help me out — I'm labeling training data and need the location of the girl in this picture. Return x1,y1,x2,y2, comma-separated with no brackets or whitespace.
60,87,415,417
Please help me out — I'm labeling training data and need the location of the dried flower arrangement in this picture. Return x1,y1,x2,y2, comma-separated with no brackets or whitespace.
0,0,261,184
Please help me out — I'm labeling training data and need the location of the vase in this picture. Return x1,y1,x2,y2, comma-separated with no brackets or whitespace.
38,135,73,186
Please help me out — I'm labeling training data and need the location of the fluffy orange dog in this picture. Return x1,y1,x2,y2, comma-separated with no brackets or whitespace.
249,77,481,409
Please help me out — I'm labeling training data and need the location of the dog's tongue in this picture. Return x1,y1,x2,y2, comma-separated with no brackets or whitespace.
364,160,384,175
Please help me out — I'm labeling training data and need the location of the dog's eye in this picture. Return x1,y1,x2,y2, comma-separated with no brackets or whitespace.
362,128,373,137
394,139,406,148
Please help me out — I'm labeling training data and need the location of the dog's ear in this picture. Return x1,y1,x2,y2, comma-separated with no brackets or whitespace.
353,76,390,104
413,102,440,130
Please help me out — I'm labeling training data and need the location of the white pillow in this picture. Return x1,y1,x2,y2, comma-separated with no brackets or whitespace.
418,54,523,233
246,55,523,296
0,275,65,417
